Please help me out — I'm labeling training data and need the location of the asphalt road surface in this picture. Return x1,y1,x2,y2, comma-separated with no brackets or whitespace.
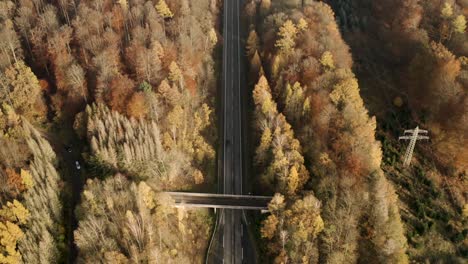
39,128,84,263
207,0,254,263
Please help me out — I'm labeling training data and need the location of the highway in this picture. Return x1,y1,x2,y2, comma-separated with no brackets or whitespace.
207,0,252,263
221,0,243,262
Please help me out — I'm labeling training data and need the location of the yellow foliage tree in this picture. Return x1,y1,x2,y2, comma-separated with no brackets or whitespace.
138,182,155,210
158,79,180,107
208,28,218,46
441,2,453,19
270,55,284,79
253,76,275,116
275,20,298,54
268,193,286,213
261,214,278,239
0,221,23,264
262,193,323,262
329,78,361,107
156,0,173,19
20,169,33,190
166,105,184,145
297,18,308,31
168,61,182,85
0,61,42,116
283,82,306,123
0,200,30,225
287,166,299,195
452,15,466,33
320,51,335,70
255,127,272,166
253,77,309,194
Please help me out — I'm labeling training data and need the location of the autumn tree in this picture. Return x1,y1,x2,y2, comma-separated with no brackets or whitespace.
441,2,453,19
260,0,271,16
261,193,324,262
0,200,30,225
250,50,263,77
320,51,335,70
208,28,218,47
75,174,212,263
157,79,181,108
0,221,24,264
133,45,162,85
107,75,135,113
246,29,260,57
126,92,149,119
408,42,467,170
0,61,44,121
253,76,309,195
366,172,408,263
251,2,408,262
65,63,87,102
156,0,173,19
82,103,214,187
245,0,257,19
18,121,63,263
0,20,23,71
168,61,182,88
437,2,467,40
275,20,298,54
0,0,222,261
282,81,308,124
452,15,466,33
261,214,279,239
297,18,308,31
4,168,23,194
261,194,285,241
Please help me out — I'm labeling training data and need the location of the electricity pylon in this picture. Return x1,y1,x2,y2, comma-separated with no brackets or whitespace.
399,126,429,166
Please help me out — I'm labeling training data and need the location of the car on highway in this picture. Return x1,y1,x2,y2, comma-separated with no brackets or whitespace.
65,146,72,152
75,161,81,170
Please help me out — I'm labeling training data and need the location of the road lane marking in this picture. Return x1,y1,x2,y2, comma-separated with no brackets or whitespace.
223,1,228,196
237,0,242,197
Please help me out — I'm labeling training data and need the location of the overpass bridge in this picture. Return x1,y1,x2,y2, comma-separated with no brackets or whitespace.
165,192,272,210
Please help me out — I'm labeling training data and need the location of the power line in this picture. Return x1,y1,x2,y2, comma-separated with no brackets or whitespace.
399,126,429,166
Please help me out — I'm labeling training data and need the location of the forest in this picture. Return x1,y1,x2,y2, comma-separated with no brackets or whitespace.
1,0,219,262
0,0,466,263
245,0,466,263
326,0,468,261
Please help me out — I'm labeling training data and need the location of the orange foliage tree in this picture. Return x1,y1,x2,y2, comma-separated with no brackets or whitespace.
126,92,148,119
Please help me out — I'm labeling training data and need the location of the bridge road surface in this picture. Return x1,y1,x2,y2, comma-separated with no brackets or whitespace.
207,0,253,263
168,192,271,210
